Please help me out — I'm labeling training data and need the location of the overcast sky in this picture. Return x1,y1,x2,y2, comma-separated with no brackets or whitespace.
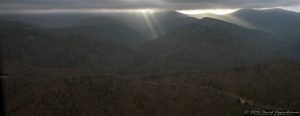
1,0,300,12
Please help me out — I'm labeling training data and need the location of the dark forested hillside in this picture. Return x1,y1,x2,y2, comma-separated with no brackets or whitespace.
2,60,300,116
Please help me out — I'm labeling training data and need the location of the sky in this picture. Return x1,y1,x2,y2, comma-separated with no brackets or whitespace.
0,0,300,13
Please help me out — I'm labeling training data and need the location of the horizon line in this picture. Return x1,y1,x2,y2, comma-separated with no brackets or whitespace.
0,8,298,15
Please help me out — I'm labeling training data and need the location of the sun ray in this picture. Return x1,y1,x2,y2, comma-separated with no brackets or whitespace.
148,13,165,36
226,14,258,29
142,11,159,38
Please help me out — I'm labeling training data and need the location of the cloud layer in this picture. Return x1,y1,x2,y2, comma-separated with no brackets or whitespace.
1,0,300,11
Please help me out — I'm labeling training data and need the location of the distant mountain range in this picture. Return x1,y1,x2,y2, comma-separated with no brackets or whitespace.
0,11,198,39
1,9,299,74
190,9,300,43
135,17,287,74
0,19,147,74
229,9,300,43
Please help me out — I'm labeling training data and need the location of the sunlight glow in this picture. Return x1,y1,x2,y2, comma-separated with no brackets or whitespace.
280,6,300,12
133,9,158,13
178,9,239,15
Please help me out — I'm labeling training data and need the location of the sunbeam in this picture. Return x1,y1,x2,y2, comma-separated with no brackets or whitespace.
226,14,258,29
142,11,159,38
148,13,165,37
